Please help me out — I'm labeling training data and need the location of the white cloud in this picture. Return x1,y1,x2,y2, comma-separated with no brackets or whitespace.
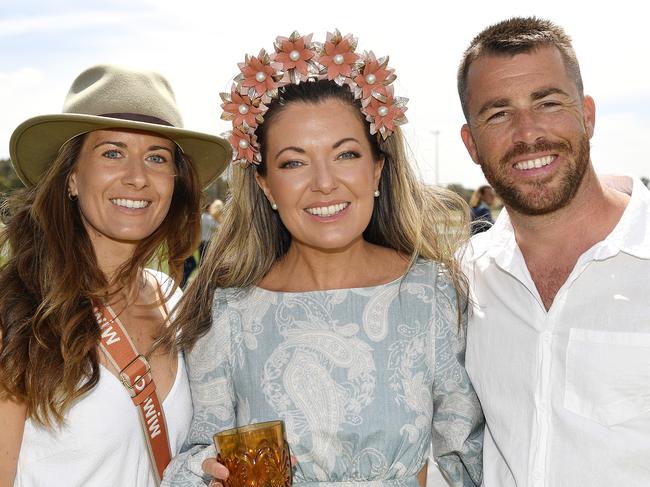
0,67,43,84
0,11,137,36
0,68,60,159
592,111,650,179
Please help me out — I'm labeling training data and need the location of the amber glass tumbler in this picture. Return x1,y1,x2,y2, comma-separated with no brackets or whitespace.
214,420,293,487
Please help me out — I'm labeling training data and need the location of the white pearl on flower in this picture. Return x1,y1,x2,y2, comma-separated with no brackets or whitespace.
378,106,389,117
238,139,249,149
289,50,300,61
365,73,376,84
238,104,249,115
255,71,266,82
333,54,345,65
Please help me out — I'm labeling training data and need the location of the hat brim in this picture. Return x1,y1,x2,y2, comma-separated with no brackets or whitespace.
9,113,232,188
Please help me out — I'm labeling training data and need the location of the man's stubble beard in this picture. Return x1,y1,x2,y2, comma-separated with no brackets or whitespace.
479,135,591,216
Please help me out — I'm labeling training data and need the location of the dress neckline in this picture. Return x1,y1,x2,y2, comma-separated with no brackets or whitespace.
252,261,423,295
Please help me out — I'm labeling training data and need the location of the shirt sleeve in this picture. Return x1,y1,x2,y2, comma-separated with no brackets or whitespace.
162,291,236,486
431,271,484,487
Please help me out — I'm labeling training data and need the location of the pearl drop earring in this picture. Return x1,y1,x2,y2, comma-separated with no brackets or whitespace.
373,190,380,197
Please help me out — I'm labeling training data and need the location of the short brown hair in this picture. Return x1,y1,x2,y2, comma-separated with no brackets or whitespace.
457,16,583,120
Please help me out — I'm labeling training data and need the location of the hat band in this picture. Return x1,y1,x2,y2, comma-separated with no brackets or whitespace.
100,113,174,127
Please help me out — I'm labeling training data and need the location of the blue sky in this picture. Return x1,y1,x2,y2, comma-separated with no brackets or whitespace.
2,0,649,188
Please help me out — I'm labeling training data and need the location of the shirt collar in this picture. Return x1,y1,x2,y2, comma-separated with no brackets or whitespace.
594,175,650,260
465,208,516,264
467,175,650,265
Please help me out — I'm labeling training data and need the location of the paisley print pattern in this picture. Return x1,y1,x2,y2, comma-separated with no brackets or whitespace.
163,260,483,487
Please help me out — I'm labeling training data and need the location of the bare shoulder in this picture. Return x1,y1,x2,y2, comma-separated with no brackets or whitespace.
0,396,26,486
604,184,631,212
0,396,26,423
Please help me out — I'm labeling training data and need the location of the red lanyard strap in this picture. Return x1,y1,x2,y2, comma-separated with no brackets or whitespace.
95,303,172,484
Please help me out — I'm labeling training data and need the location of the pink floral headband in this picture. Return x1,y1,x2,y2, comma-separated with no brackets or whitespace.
221,30,409,166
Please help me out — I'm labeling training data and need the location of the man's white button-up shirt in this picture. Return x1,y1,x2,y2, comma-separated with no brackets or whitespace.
463,176,650,487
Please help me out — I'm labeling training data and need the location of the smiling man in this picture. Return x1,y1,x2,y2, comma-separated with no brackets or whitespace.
457,17,650,487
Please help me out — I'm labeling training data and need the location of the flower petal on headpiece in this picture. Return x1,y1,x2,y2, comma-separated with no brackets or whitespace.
354,52,395,101
317,30,360,81
221,86,266,129
272,32,316,82
229,128,260,166
237,50,281,98
363,86,409,139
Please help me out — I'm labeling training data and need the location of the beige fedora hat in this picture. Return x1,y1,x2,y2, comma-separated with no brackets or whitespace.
9,64,232,187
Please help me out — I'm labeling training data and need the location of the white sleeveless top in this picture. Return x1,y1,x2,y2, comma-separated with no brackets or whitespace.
14,270,192,487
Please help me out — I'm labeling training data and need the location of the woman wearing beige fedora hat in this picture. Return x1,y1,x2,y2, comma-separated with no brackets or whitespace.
0,64,230,486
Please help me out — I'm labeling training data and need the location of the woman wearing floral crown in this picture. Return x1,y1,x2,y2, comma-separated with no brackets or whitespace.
164,31,483,487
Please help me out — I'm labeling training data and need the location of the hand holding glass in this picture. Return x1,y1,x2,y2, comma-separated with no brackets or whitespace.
213,420,293,487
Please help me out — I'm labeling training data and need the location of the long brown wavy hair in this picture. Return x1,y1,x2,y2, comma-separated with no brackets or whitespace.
171,80,470,350
0,132,201,427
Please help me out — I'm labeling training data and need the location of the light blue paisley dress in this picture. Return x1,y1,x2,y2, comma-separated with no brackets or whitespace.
164,260,483,487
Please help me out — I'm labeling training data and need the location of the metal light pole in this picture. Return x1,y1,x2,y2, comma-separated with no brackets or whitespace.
432,130,440,186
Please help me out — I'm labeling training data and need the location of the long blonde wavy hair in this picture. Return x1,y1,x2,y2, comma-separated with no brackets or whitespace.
173,80,470,348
